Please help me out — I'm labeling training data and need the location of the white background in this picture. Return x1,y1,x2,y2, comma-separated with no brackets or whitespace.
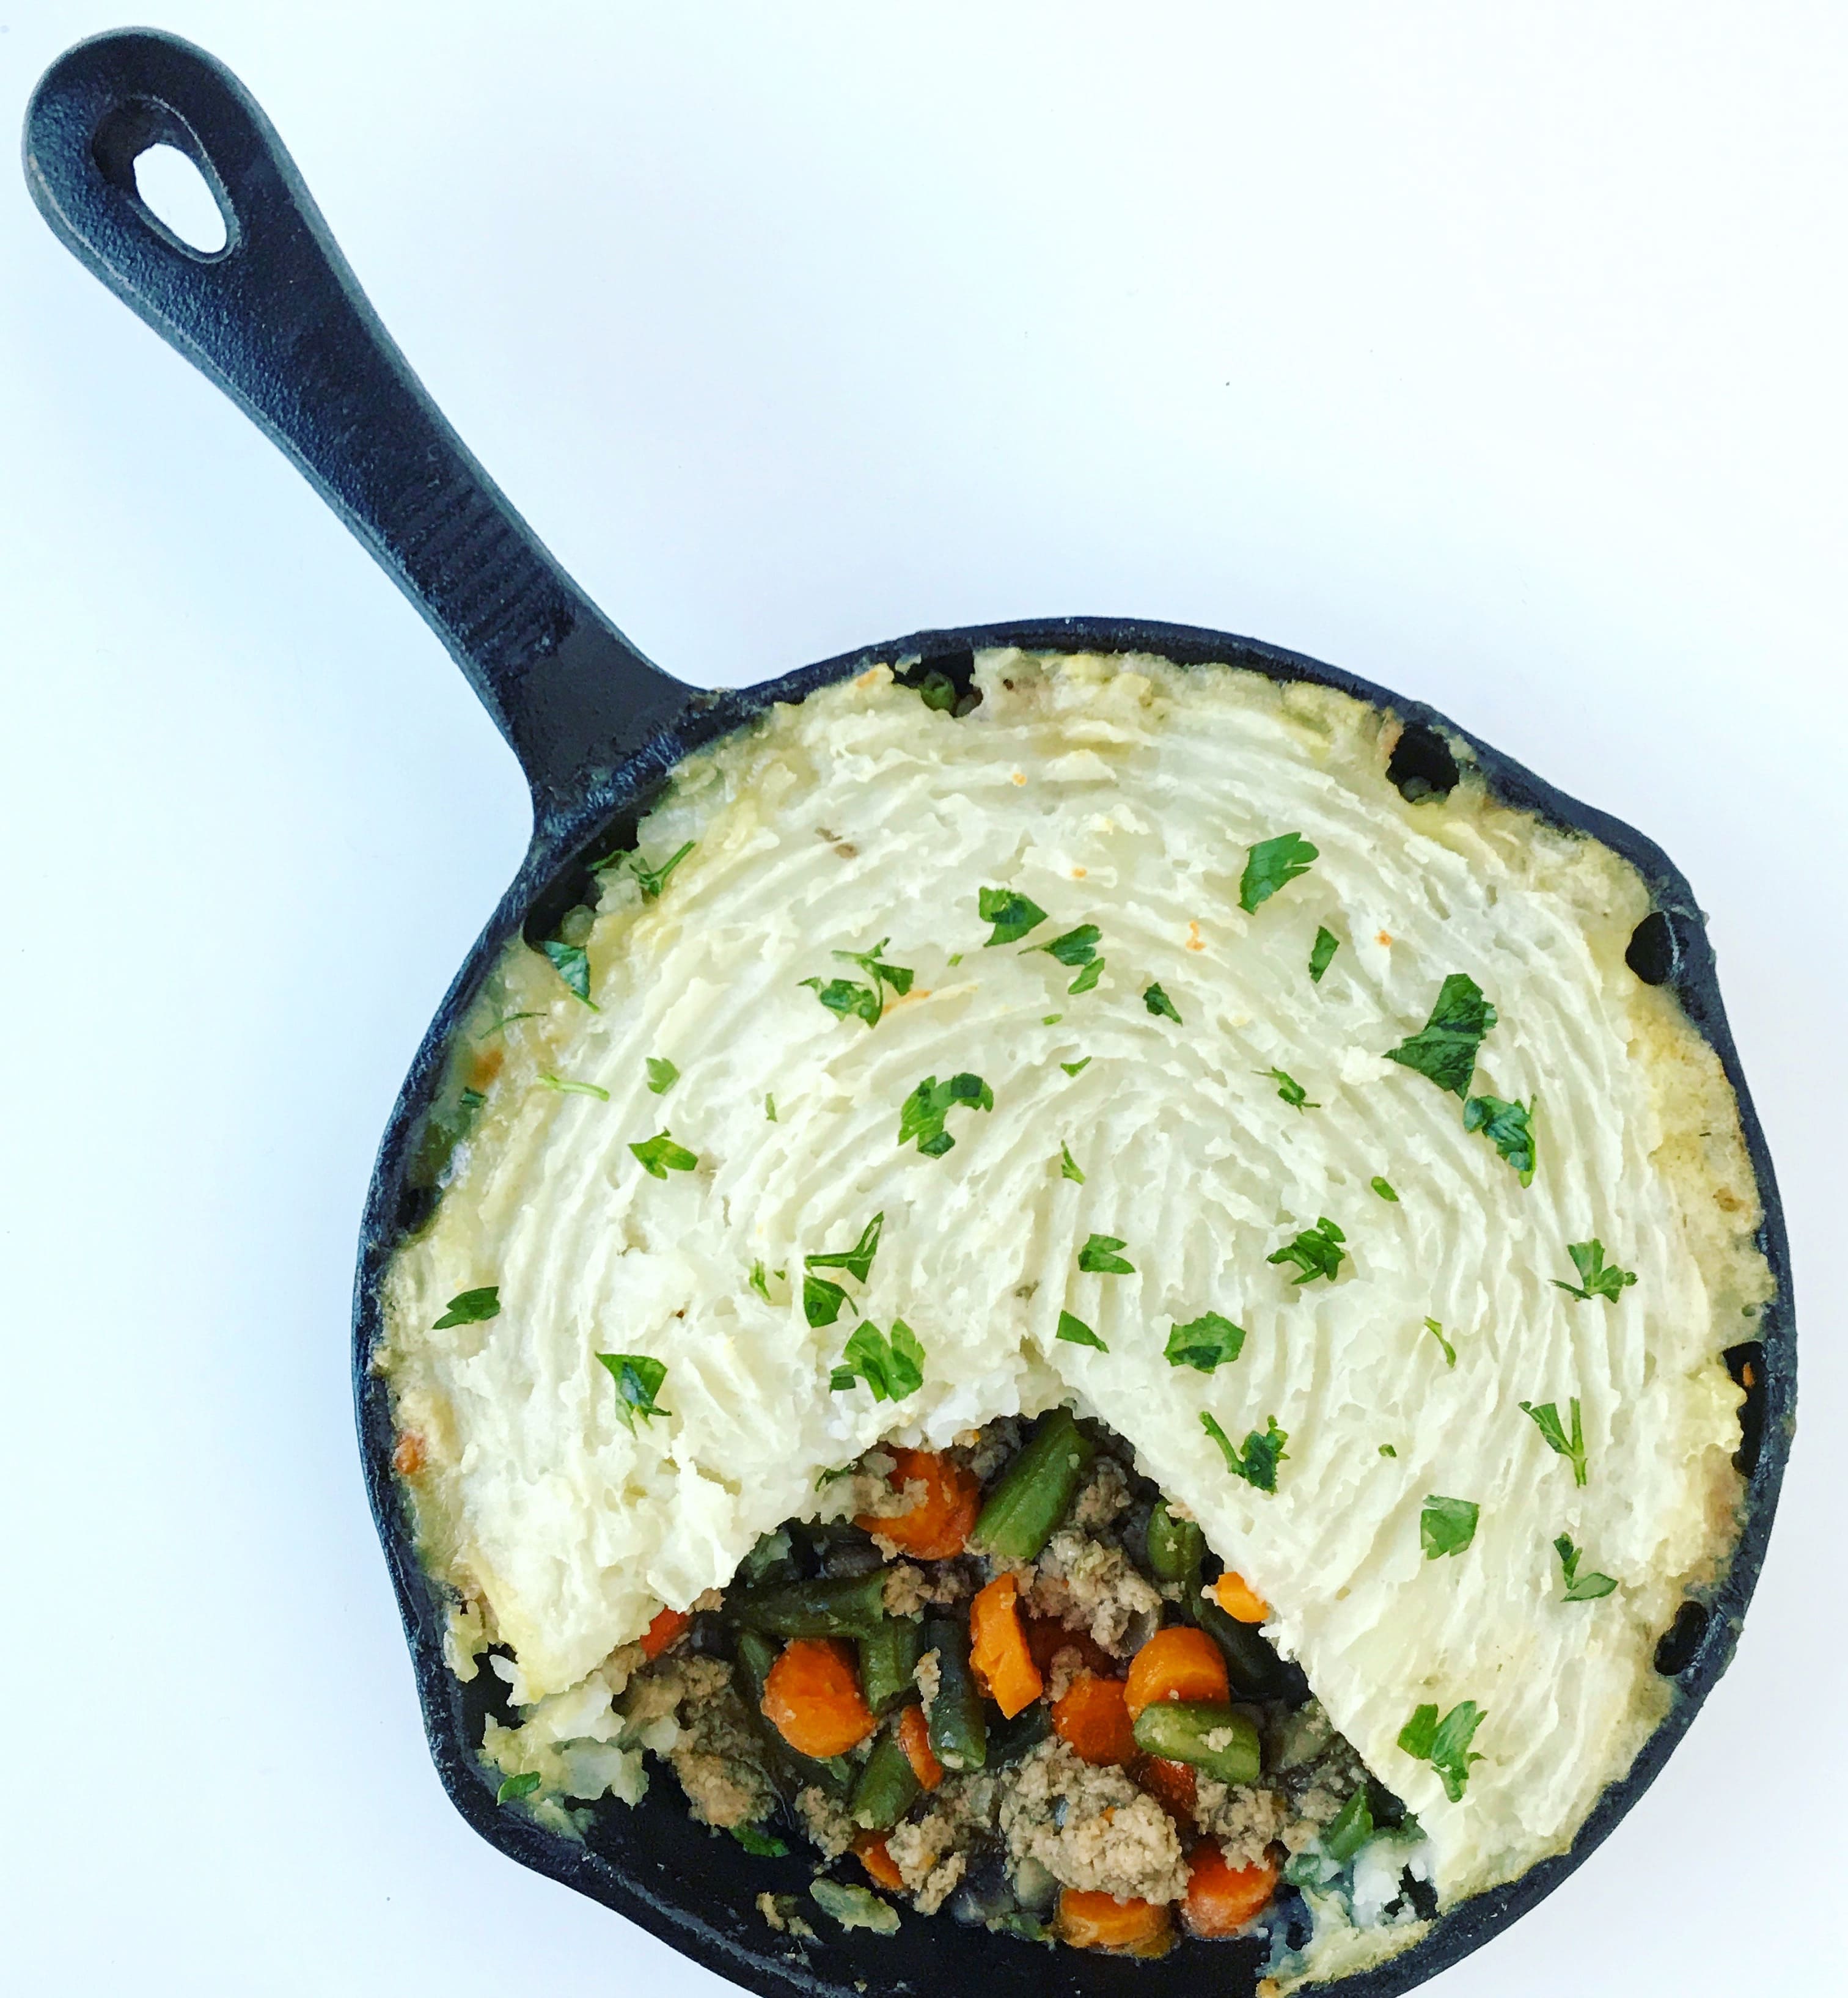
2,5,1841,1993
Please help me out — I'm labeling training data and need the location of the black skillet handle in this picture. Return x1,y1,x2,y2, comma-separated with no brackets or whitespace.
23,28,695,824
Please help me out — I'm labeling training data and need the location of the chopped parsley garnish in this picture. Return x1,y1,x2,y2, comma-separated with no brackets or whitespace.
732,1823,790,1857
541,939,597,1006
946,951,964,967
1308,925,1340,983
1385,972,1496,1097
1202,1411,1288,1492
1520,1397,1589,1486
1068,958,1105,994
1553,1534,1619,1601
1421,1495,1480,1560
1078,1232,1135,1275
802,937,916,1027
1143,981,1181,1023
1239,831,1318,912
496,1771,541,1804
597,1352,670,1429
1464,1094,1535,1185
805,1211,885,1284
476,1010,542,1039
749,1260,773,1302
1379,1443,1398,1458
1043,1014,1063,1026
1423,1316,1456,1367
803,1275,857,1328
1371,1176,1399,1202
1397,1700,1487,1802
630,1131,698,1178
1164,1311,1247,1374
1056,1309,1107,1352
765,1094,777,1121
1552,1239,1636,1302
897,1073,993,1155
1267,1217,1346,1286
459,1086,485,1112
614,840,695,899
979,887,1048,946
539,1072,610,1101
1060,1056,1091,1077
1258,1066,1319,1111
1035,923,1105,994
829,1320,925,1402
433,1286,500,1329
1060,1143,1085,1183
646,1056,680,1096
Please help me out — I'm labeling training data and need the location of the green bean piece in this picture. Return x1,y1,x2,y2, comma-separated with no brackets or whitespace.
1194,1587,1297,1700
733,1628,779,1705
985,1700,1053,1770
922,1615,988,1774
849,1723,924,1831
969,1409,1096,1562
730,1570,888,1638
858,1614,924,1714
1130,1701,1263,1785
1145,1501,1205,1586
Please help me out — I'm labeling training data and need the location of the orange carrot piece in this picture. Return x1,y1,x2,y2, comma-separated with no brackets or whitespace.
761,1637,877,1758
1124,1625,1230,1718
1056,1889,1176,1956
898,1701,944,1791
856,1448,981,1559
855,1832,904,1890
969,1573,1045,1718
1023,1614,1117,1681
1053,1674,1139,1766
391,1431,427,1476
1182,1848,1278,1939
1209,1572,1270,1623
1137,1755,1199,1820
640,1607,693,1660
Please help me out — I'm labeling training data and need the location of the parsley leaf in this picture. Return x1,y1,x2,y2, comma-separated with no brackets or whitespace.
476,1010,542,1039
1258,1066,1319,1111
1397,1700,1487,1802
979,887,1048,946
597,1352,670,1429
1379,1443,1398,1458
1385,973,1496,1097
732,1823,790,1857
1553,1534,1619,1602
540,1072,610,1101
830,1320,925,1402
1421,1495,1480,1559
1552,1239,1636,1303
458,1086,486,1112
1060,1143,1085,1183
1143,982,1182,1023
1371,1176,1399,1202
1520,1397,1588,1486
1239,832,1319,913
803,1274,858,1328
1060,1056,1091,1077
1036,923,1099,967
805,1212,884,1285
541,939,598,1007
1202,1411,1289,1492
1078,1232,1135,1275
630,1131,698,1178
646,1056,680,1096
433,1286,500,1329
1068,956,1105,994
833,936,914,998
897,1073,994,1155
1423,1317,1456,1367
801,976,882,1028
749,1260,773,1303
618,840,695,899
1464,1094,1535,1185
1043,1014,1063,1026
765,1094,777,1121
497,1771,541,1804
1308,926,1340,983
1056,1309,1108,1351
1164,1311,1247,1373
1267,1217,1346,1286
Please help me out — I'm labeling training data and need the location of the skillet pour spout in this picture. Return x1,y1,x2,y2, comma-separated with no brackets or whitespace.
24,29,1794,1998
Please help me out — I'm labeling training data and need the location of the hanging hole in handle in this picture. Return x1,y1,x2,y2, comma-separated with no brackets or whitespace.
132,143,227,254
91,98,237,261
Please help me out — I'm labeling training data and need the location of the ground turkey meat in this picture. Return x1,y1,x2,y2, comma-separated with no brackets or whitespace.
1194,1777,1290,1867
886,1807,969,1914
796,1784,858,1859
1027,1528,1162,1656
620,1655,771,1831
1068,1457,1133,1532
999,1739,1189,1903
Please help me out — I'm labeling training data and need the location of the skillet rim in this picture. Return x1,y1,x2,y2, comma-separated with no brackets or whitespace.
353,613,1793,1998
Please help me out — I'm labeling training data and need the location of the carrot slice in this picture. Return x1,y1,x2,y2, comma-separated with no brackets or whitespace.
391,1432,427,1477
855,1831,904,1890
640,1607,693,1660
969,1573,1045,1718
856,1447,981,1559
1182,1847,1278,1938
898,1701,944,1791
1209,1572,1270,1623
1124,1625,1230,1718
761,1637,877,1758
1138,1755,1198,1820
1053,1674,1139,1766
1056,1888,1176,1956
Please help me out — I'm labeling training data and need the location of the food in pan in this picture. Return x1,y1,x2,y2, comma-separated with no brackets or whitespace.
380,649,1769,1985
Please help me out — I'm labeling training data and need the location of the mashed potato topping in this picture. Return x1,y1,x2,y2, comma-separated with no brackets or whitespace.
381,650,1768,1914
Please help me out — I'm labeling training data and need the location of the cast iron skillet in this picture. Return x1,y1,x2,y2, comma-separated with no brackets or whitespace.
26,28,1792,1997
